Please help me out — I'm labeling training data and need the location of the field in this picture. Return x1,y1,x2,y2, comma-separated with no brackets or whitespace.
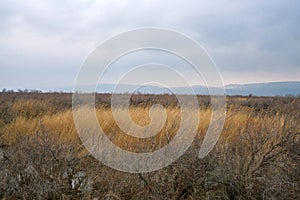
0,92,299,199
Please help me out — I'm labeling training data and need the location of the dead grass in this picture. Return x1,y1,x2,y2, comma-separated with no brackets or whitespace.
0,92,299,199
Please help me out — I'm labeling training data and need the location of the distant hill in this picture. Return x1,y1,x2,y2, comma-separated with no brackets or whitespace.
224,81,300,96
134,81,300,96
34,81,300,96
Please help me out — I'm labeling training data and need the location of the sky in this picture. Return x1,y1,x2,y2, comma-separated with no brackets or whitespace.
0,0,300,90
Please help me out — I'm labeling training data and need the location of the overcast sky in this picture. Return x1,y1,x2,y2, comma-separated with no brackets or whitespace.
0,0,299,90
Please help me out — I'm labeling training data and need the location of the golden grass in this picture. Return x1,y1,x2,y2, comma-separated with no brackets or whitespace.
1,101,290,152
0,95,299,199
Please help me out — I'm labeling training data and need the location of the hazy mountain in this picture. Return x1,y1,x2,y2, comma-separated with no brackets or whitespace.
224,81,300,96
37,81,300,96
135,81,300,96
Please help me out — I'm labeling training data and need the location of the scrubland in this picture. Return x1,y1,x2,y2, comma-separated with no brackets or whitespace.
0,92,299,199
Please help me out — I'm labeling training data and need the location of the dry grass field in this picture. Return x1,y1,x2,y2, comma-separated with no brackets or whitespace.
0,92,299,199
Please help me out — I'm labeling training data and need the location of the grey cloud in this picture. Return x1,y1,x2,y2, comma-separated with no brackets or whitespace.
0,0,299,89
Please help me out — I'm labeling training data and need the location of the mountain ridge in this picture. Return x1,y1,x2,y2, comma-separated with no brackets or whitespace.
9,81,300,96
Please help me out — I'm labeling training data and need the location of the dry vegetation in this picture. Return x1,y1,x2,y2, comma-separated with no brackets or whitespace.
0,92,299,199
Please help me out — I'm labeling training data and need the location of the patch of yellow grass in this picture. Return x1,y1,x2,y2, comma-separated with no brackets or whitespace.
0,101,294,154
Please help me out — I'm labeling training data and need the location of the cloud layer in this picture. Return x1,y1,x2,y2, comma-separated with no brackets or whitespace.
0,0,299,89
